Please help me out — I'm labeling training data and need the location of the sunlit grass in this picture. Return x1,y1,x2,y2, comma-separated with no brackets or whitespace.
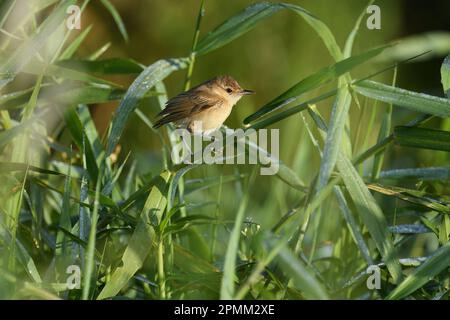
0,0,449,300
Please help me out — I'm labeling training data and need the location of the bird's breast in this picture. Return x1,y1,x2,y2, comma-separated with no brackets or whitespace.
189,103,233,133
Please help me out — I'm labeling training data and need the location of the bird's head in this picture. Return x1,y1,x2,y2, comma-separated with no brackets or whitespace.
210,75,254,105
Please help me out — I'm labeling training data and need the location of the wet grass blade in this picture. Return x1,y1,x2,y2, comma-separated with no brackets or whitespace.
307,106,402,283
378,167,450,181
317,81,352,190
336,156,403,283
245,45,387,124
106,58,188,156
354,80,450,118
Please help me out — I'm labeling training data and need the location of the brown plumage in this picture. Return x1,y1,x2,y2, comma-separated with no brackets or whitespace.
153,75,253,134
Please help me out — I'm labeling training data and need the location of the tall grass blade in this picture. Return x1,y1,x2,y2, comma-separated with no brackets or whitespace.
337,156,402,283
393,126,450,152
97,171,171,300
244,45,387,124
275,245,329,299
317,81,352,190
387,241,450,300
378,167,450,181
106,58,188,156
0,0,75,88
100,0,129,42
354,80,450,118
220,170,255,299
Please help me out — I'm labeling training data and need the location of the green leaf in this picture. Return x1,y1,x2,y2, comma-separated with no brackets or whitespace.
0,85,126,111
311,100,402,282
247,90,335,130
441,54,450,98
0,162,67,176
0,221,42,283
317,80,352,190
372,68,396,180
49,85,126,106
0,0,16,29
56,58,143,74
354,80,450,118
275,245,329,299
55,163,72,264
244,45,386,124
106,58,188,156
387,241,450,300
367,183,450,214
100,0,129,42
23,60,117,86
379,167,450,181
394,126,450,152
376,31,450,63
0,108,49,153
64,107,99,181
0,0,76,88
82,163,102,300
336,156,402,283
197,2,342,60
59,25,93,60
388,224,431,234
97,171,171,300
343,0,374,58
334,187,373,264
196,2,283,56
220,170,255,299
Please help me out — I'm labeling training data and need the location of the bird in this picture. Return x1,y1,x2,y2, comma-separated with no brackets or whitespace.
153,75,254,134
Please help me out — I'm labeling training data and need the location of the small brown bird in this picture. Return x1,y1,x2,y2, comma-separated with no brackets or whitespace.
153,75,254,134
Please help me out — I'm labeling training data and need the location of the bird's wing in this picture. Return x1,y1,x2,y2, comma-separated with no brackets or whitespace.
154,88,223,128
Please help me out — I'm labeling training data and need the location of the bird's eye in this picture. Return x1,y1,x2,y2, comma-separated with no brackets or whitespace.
226,88,233,93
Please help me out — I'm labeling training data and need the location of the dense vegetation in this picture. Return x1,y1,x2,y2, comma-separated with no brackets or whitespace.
0,0,449,299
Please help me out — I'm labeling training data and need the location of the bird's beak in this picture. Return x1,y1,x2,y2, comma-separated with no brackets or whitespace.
240,89,255,95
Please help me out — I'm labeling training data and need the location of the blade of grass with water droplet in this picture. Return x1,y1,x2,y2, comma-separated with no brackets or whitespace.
106,58,188,156
378,167,450,181
354,80,450,118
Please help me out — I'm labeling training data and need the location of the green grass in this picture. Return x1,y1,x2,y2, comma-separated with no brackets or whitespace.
0,0,449,300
